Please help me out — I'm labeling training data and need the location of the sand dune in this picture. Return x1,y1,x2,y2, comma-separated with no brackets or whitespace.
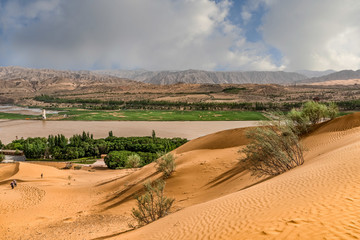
1,113,360,239
309,78,360,85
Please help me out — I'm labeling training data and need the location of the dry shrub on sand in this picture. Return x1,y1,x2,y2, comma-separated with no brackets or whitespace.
131,180,174,227
155,152,176,178
240,114,304,178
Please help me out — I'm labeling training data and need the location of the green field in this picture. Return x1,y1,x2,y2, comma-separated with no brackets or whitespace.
0,112,39,120
59,109,268,121
0,109,267,121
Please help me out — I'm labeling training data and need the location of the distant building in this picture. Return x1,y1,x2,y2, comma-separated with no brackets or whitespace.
42,109,46,119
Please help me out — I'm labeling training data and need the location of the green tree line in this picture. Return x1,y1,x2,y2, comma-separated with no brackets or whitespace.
2,131,187,168
35,94,360,111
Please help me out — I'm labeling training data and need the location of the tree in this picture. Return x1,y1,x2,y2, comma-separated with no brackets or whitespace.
240,114,304,178
104,150,133,169
131,180,174,227
152,130,156,143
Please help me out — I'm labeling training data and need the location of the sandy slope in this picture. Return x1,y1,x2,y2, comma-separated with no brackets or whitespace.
1,113,360,239
120,113,360,240
309,78,360,85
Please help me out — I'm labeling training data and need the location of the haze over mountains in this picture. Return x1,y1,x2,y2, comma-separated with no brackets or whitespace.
299,69,360,83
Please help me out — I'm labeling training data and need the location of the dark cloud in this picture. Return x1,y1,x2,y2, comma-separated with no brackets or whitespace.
0,0,277,70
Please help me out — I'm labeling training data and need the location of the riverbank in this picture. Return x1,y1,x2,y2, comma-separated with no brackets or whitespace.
0,108,267,121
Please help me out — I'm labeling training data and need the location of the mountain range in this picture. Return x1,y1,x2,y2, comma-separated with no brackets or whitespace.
299,69,360,83
94,69,308,85
1,67,360,89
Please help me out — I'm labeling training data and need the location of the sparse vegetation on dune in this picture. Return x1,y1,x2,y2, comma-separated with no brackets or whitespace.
240,113,304,177
156,152,176,178
131,179,174,227
288,101,339,133
241,101,339,177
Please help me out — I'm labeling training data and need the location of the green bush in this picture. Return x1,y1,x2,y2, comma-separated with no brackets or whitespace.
288,101,339,133
327,102,339,119
287,109,310,134
156,152,176,178
0,153,4,162
126,154,141,168
104,150,133,169
301,101,328,124
240,114,304,178
131,180,174,227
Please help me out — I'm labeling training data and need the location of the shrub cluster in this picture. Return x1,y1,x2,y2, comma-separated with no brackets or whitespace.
288,101,339,133
240,114,304,178
241,101,339,178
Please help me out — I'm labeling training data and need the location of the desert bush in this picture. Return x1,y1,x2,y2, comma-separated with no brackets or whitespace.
287,109,310,134
327,102,339,119
288,101,339,133
131,180,174,227
301,101,328,124
156,152,176,178
240,115,304,178
126,153,141,168
74,165,82,170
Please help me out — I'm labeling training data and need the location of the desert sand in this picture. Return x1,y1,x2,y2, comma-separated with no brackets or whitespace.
309,78,360,86
1,113,360,239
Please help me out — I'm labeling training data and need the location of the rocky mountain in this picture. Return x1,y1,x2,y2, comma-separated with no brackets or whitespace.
296,69,335,78
0,66,142,99
299,69,360,83
95,69,307,85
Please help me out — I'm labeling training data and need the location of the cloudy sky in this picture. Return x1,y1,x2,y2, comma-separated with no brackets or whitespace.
0,0,359,71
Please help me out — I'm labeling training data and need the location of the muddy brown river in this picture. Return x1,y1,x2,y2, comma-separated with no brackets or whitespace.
0,120,259,144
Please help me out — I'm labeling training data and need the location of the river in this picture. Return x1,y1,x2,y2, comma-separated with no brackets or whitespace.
0,120,260,144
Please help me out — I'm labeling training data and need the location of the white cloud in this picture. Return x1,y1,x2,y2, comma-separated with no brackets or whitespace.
0,0,278,71
261,0,360,71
